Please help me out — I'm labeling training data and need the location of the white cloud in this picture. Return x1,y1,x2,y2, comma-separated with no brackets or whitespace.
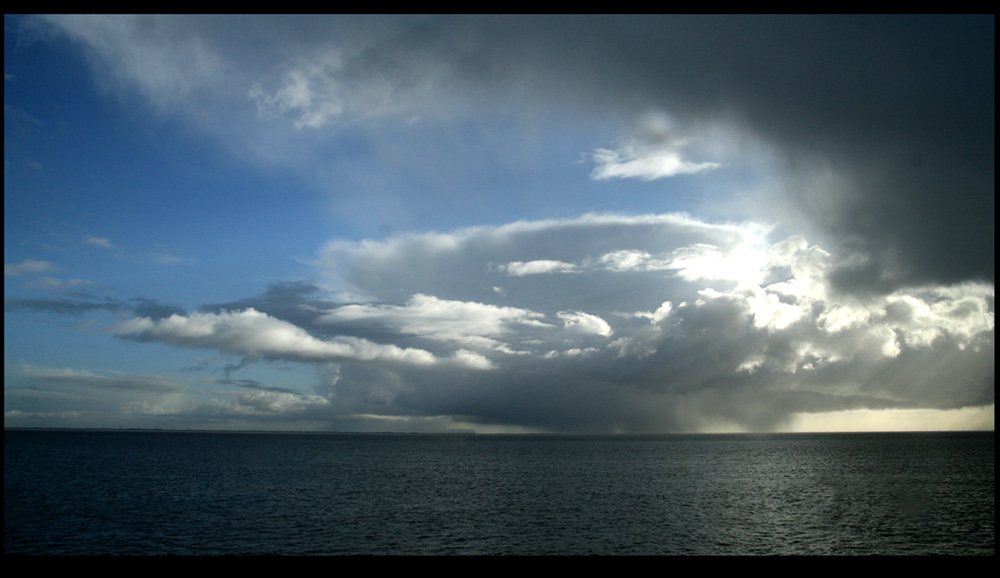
632,301,674,324
323,212,989,354
558,311,612,337
316,214,994,367
320,293,550,350
501,260,579,276
318,212,772,305
595,249,669,272
110,308,446,366
451,349,495,370
590,140,721,181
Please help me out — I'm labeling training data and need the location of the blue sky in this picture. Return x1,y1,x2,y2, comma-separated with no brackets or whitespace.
4,15,994,433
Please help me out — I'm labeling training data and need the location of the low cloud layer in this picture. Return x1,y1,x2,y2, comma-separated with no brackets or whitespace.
82,213,991,433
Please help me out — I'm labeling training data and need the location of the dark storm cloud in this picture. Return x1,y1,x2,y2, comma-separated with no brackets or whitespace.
33,15,993,291
324,295,991,433
177,14,992,293
407,15,994,291
250,14,993,291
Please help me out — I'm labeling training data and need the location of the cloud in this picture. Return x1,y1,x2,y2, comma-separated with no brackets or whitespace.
308,213,994,432
122,251,196,266
501,260,579,276
558,311,612,337
4,260,60,276
83,235,115,249
10,363,185,393
318,212,770,305
20,277,98,292
110,308,447,366
3,363,334,428
4,103,44,127
590,140,721,181
71,234,193,266
228,389,331,414
110,248,196,266
26,15,992,292
27,15,228,113
107,305,497,373
249,50,348,129
320,293,549,350
5,295,185,319
13,212,989,433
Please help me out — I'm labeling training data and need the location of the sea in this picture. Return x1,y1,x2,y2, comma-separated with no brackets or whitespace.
3,429,994,556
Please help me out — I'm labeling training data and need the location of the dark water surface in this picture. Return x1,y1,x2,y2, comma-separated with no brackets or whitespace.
4,429,994,555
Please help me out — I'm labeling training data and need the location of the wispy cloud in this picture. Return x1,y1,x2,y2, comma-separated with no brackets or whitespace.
10,363,185,393
5,295,186,318
4,104,44,127
80,235,195,265
116,251,196,266
31,15,227,113
4,260,60,276
20,276,98,292
83,235,115,249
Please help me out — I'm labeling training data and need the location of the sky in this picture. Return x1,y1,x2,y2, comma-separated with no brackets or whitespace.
4,15,994,433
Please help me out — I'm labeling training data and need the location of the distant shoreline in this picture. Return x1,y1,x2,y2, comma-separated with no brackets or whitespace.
4,427,993,438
